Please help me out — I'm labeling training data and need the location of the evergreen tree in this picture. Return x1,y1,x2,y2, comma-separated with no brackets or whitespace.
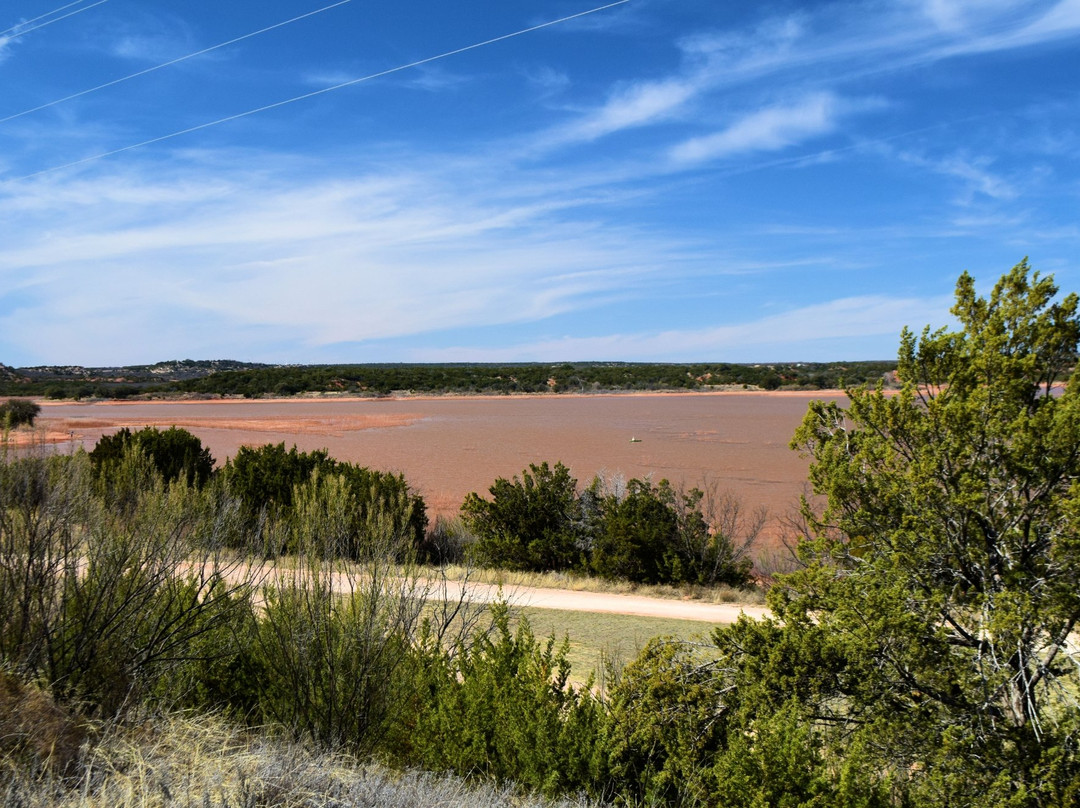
751,260,1080,804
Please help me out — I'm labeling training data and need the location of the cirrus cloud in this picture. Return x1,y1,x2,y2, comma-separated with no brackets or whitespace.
669,92,859,165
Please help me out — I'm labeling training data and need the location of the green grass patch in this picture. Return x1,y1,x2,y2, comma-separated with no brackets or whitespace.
510,606,715,681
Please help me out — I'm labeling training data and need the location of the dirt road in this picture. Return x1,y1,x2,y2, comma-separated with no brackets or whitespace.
255,562,772,625
426,578,770,623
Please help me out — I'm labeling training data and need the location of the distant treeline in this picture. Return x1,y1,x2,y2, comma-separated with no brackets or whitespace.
0,359,897,399
0,359,265,399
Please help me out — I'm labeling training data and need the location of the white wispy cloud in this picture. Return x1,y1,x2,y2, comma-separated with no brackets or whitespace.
521,64,570,96
536,16,811,150
1021,0,1080,36
937,155,1018,200
553,77,701,144
398,63,472,93
0,12,32,63
0,153,709,363
539,0,1080,157
106,11,196,63
669,92,844,165
916,0,1027,32
111,35,172,61
419,293,958,363
928,0,1080,54
892,148,1019,202
302,69,357,88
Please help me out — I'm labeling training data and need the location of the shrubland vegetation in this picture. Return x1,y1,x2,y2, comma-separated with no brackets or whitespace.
89,424,215,487
1,703,606,808
0,359,264,400
2,261,1078,807
461,462,760,587
0,359,897,399
223,441,428,558
0,398,39,429
161,359,897,397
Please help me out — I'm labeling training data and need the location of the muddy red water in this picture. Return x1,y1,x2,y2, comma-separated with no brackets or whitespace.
37,392,843,541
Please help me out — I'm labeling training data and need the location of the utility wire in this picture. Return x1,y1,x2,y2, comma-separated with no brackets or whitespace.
13,0,630,180
1,0,106,40
1,0,354,125
1,0,90,37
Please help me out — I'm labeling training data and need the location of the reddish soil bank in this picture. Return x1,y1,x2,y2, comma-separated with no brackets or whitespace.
36,392,844,544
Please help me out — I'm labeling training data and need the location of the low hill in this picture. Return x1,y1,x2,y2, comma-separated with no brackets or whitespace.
1,360,897,400
2,359,271,399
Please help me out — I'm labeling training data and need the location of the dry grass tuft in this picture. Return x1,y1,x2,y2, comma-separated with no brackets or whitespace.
0,670,90,781
2,712,603,808
430,564,767,606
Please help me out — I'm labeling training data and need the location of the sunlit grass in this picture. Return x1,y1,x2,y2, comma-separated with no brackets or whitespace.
511,606,716,681
1,712,603,808
426,563,767,605
415,593,720,686
249,553,768,605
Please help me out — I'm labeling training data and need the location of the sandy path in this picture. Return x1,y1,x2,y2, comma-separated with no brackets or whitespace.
254,563,772,625
431,578,771,623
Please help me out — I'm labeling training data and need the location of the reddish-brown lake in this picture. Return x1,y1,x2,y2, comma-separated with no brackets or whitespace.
38,392,843,540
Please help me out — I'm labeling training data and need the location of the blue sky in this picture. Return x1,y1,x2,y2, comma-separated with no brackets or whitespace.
1,0,1078,366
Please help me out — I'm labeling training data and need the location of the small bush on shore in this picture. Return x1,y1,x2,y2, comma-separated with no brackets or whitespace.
461,463,759,588
0,398,40,429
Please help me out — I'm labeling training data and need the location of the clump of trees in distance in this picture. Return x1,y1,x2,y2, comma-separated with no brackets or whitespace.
0,398,40,429
460,462,761,587
461,461,584,573
0,359,898,399
0,359,265,400
161,360,898,397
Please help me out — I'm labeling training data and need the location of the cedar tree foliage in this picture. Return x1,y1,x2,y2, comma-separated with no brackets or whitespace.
771,260,1080,801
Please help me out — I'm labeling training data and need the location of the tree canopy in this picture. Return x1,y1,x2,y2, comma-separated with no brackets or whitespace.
0,399,40,430
222,442,427,558
89,425,215,488
724,260,1080,804
461,461,583,571
461,463,758,586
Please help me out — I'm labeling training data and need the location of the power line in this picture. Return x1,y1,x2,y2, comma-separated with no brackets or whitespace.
2,0,90,37
13,0,630,180
1,0,107,40
1,0,354,126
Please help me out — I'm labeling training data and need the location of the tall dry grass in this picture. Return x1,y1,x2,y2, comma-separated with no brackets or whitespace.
428,563,767,605
0,669,90,782
2,711,605,808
